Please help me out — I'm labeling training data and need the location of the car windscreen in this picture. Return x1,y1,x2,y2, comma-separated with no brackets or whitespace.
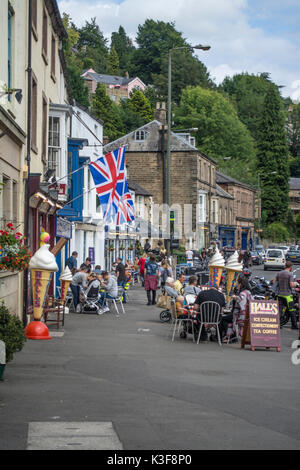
267,250,283,258
287,251,299,256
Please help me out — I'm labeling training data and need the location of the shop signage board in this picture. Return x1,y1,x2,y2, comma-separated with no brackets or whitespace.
241,300,281,352
55,217,72,239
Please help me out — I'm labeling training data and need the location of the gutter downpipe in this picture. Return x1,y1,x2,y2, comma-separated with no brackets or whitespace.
23,0,32,326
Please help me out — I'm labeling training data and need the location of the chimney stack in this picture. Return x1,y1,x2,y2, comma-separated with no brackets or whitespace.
154,102,167,125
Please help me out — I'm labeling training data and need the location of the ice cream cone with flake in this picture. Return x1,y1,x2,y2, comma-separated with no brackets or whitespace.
208,248,225,288
225,251,243,302
29,244,58,320
59,266,72,301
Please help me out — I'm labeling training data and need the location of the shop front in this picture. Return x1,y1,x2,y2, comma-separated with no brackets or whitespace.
105,225,136,271
218,226,236,248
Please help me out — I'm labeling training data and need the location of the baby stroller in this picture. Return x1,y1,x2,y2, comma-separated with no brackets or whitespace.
78,283,101,315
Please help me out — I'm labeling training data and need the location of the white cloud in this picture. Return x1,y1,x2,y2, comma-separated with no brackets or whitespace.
58,0,300,97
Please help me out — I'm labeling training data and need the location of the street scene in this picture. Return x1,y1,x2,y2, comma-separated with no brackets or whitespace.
1,0,300,455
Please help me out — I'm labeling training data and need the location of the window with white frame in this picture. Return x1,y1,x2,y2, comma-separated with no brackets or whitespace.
198,191,207,223
48,116,61,177
134,130,147,141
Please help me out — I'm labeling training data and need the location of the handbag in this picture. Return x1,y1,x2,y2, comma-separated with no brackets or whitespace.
156,293,170,309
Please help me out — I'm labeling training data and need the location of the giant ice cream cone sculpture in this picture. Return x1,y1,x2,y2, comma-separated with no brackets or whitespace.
25,244,58,340
60,266,72,301
208,248,225,288
225,251,243,302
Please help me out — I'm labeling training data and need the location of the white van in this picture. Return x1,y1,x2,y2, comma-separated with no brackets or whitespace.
264,249,286,271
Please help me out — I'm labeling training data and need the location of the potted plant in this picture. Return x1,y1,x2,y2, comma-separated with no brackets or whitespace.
0,223,31,272
0,302,26,380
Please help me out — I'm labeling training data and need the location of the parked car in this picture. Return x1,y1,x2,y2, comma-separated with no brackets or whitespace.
264,249,286,271
286,250,300,263
277,246,290,255
250,250,263,265
289,245,299,251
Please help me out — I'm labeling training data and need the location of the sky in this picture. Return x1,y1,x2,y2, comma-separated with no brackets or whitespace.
57,0,300,100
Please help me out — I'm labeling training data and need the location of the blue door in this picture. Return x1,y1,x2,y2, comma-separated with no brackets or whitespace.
242,232,248,250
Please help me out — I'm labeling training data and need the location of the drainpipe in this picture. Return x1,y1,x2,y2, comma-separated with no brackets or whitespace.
23,0,32,326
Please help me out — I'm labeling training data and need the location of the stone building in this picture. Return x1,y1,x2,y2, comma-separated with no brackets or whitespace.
103,114,218,250
289,178,300,218
216,171,256,250
81,68,146,104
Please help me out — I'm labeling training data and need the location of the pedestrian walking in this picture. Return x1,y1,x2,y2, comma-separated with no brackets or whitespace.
115,257,127,303
66,251,78,271
144,254,159,305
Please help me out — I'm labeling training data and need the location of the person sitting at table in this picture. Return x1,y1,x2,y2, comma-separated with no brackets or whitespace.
164,277,180,299
174,273,186,295
98,271,118,312
183,275,201,297
219,276,252,343
71,266,89,311
193,286,226,341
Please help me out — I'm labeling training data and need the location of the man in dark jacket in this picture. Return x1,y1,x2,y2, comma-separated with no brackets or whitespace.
116,257,127,303
193,288,226,341
66,252,78,271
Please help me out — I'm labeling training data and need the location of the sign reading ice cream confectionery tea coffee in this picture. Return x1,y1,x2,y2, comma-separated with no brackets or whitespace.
245,300,281,352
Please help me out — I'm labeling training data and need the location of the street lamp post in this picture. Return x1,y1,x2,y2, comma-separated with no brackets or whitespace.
166,44,210,254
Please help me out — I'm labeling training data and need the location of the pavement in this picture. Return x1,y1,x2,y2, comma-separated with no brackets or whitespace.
0,280,300,450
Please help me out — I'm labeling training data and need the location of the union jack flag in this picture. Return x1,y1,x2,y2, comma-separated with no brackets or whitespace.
89,146,135,224
117,179,135,225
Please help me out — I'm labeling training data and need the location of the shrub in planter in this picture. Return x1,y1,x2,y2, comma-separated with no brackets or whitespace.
0,302,26,363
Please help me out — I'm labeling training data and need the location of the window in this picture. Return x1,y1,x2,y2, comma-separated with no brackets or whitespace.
51,35,56,79
42,95,48,163
31,74,38,151
135,130,146,141
32,0,38,38
0,175,17,228
42,8,48,61
8,7,13,101
212,200,216,223
48,116,61,177
198,192,206,223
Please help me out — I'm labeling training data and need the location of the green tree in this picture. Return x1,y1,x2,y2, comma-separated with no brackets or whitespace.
77,18,109,72
107,46,120,75
257,86,290,225
175,86,256,182
263,222,289,243
119,89,153,134
111,26,135,74
221,73,280,143
127,89,153,122
62,13,90,107
92,83,124,141
153,50,213,104
130,19,187,84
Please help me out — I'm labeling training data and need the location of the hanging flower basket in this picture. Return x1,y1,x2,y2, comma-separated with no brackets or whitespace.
0,224,31,272
128,246,134,251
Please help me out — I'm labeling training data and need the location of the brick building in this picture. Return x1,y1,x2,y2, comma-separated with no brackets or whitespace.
103,111,219,249
81,68,146,104
289,178,300,218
